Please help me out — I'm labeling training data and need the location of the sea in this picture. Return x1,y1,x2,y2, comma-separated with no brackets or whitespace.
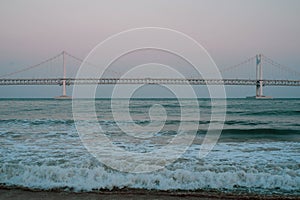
0,98,299,196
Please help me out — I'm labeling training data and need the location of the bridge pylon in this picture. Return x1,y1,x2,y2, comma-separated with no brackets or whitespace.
54,51,71,99
255,54,272,99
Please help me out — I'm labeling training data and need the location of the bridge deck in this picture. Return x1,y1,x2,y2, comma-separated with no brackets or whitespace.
0,78,299,86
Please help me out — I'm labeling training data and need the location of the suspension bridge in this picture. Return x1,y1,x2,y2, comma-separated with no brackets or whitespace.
0,51,299,99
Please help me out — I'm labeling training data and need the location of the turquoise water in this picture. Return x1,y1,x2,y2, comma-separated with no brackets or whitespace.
0,99,299,195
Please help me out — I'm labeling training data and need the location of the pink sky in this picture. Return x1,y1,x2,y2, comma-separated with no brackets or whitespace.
0,0,299,97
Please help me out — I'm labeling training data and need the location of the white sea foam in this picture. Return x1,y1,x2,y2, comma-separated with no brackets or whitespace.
1,141,299,193
0,162,299,192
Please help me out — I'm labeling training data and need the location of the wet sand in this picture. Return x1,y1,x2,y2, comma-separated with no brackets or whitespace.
0,188,299,200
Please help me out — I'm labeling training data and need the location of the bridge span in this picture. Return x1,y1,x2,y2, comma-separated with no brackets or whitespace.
0,78,300,87
0,51,299,98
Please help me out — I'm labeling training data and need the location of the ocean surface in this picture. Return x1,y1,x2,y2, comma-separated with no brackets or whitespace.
0,98,299,196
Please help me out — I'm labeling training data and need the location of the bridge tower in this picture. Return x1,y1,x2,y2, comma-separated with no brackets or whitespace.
255,54,272,99
256,54,263,97
62,51,67,96
54,51,71,99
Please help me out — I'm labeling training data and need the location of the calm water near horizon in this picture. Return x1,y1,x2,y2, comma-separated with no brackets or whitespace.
0,98,299,196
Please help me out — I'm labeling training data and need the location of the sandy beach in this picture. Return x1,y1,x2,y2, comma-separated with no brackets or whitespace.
0,188,299,200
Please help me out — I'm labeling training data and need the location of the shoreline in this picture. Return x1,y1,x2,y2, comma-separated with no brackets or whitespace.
0,187,299,200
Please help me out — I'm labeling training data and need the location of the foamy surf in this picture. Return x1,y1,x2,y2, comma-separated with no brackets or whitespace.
0,99,299,196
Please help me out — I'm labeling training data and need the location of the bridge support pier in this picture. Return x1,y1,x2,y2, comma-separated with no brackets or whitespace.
256,80,263,97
